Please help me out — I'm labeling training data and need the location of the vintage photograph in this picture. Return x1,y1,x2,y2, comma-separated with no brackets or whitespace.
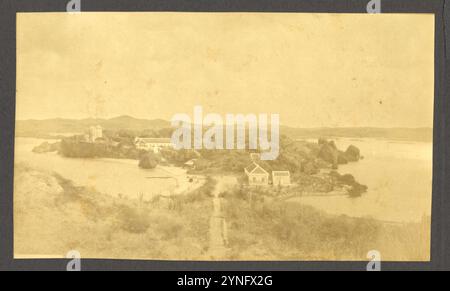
14,12,434,261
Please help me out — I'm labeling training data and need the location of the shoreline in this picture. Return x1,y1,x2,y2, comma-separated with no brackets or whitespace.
15,136,432,223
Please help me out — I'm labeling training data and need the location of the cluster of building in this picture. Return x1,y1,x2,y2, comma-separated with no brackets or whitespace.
244,153,291,187
134,137,173,153
83,126,174,154
84,125,288,186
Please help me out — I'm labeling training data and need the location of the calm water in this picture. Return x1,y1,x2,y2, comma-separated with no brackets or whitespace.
15,137,433,222
295,138,433,222
15,138,182,201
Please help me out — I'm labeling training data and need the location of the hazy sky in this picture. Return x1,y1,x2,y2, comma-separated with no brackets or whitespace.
17,12,434,128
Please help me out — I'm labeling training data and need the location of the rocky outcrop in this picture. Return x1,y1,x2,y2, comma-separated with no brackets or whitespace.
32,141,60,154
344,145,360,162
329,171,368,197
337,151,349,164
317,139,361,169
318,141,339,169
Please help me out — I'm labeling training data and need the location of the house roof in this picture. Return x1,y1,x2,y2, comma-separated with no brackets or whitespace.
272,171,290,177
245,162,269,175
245,162,257,173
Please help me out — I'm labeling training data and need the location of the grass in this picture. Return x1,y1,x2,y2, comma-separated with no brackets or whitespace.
222,188,430,261
14,163,430,261
14,163,213,260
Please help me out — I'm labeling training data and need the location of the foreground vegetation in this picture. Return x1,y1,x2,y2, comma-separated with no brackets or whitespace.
14,163,213,260
14,163,429,261
221,187,430,261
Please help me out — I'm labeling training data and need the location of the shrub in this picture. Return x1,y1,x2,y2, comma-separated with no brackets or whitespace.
117,205,150,234
138,152,159,169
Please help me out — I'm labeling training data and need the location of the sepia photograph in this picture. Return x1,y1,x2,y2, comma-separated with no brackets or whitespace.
14,12,434,262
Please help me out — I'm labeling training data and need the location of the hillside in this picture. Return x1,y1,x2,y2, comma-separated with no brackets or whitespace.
15,116,171,138
14,163,213,260
16,116,432,142
281,126,433,142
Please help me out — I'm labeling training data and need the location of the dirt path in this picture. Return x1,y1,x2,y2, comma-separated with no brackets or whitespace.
207,176,236,259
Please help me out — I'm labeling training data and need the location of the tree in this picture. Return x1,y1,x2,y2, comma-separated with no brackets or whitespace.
138,152,159,169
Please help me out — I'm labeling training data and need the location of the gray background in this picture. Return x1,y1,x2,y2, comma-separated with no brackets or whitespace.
0,0,448,271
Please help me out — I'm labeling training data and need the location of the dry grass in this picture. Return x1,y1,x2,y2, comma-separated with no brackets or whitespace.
14,163,213,260
222,189,430,261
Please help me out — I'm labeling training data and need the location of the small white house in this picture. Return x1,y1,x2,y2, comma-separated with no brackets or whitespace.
135,137,173,153
272,171,291,186
245,162,269,186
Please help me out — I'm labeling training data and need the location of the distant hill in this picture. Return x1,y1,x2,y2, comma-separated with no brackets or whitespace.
281,126,433,142
16,116,171,138
15,116,433,142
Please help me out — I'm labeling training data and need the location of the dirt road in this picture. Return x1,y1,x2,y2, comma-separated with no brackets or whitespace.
208,176,237,259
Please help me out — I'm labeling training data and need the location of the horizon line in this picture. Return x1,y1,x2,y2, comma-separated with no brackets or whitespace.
16,115,433,130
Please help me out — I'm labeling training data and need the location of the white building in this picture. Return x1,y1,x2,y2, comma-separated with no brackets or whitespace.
245,162,269,186
272,171,291,186
88,125,103,143
135,137,173,153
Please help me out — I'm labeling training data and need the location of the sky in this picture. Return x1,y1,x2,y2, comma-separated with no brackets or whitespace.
16,12,434,128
